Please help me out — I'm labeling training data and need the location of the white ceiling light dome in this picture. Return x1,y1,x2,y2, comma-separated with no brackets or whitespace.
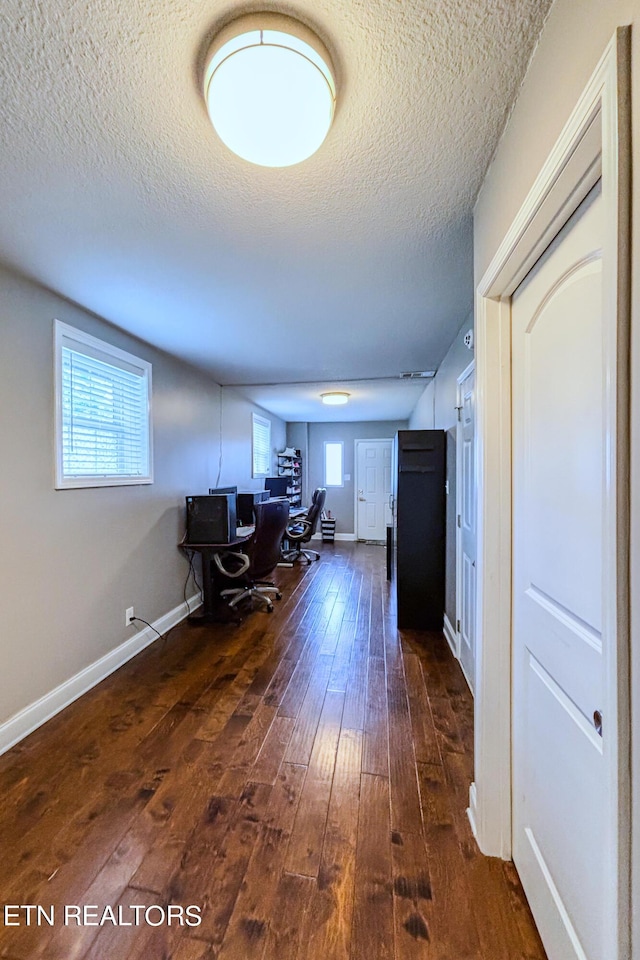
321,392,350,405
203,13,336,168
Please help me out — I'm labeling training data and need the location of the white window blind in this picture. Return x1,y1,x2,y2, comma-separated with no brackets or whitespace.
325,441,343,486
252,414,271,477
54,321,152,488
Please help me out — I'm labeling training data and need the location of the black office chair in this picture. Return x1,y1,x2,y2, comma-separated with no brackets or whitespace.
214,498,289,612
281,487,327,564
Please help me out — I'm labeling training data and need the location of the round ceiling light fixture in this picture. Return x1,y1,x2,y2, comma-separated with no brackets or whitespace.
321,392,350,406
203,13,336,168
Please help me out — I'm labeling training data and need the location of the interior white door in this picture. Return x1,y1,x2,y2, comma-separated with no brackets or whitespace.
512,183,616,960
457,366,476,692
355,439,392,541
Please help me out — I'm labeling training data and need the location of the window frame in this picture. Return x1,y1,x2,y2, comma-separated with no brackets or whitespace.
53,319,153,489
324,440,344,487
252,413,272,478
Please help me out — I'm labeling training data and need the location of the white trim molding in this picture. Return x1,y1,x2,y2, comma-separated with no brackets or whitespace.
311,531,357,542
467,781,479,841
0,593,202,757
473,295,513,858
473,27,631,958
454,359,476,690
443,612,458,658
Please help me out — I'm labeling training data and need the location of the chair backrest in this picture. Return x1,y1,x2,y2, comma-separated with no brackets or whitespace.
249,498,291,580
302,487,327,541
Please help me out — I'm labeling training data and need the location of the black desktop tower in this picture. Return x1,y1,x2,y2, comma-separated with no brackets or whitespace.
392,430,446,630
185,494,236,544
236,490,270,526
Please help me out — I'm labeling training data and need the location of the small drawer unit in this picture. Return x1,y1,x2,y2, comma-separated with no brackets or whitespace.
320,516,336,542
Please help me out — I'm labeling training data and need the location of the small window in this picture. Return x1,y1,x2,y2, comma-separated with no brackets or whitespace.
54,320,152,489
324,441,344,487
252,413,271,477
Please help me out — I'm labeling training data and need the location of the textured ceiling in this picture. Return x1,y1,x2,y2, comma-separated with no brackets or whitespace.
0,0,551,416
234,378,432,422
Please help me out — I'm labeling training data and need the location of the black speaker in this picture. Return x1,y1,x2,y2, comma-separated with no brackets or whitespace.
185,495,236,544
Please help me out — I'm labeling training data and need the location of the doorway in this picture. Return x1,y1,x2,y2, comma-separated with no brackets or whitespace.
473,29,630,960
354,439,393,542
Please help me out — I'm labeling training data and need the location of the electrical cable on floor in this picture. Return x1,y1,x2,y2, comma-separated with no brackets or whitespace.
183,545,202,611
129,546,201,648
129,616,168,644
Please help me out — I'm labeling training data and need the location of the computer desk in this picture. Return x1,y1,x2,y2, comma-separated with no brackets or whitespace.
179,526,254,621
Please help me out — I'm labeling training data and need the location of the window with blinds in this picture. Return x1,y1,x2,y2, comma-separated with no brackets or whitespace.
54,320,153,488
252,413,271,478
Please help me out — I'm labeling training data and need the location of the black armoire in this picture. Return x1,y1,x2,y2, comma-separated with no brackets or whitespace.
392,430,446,629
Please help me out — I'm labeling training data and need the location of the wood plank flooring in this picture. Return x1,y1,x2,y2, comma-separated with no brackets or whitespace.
0,543,546,960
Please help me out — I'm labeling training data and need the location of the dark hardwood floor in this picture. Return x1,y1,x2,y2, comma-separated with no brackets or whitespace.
0,543,546,959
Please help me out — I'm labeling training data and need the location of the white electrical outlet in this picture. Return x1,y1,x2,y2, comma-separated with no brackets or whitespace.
125,606,135,626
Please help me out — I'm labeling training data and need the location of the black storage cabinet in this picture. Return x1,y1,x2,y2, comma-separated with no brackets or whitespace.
393,430,446,630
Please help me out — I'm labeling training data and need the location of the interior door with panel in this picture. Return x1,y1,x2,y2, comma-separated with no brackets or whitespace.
355,439,392,541
511,182,617,960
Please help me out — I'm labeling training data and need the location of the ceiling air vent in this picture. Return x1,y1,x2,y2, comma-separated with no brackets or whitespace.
400,370,435,379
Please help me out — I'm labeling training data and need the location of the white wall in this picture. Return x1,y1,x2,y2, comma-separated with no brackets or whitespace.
409,380,435,429
409,314,474,431
0,264,284,733
219,386,286,492
473,0,639,948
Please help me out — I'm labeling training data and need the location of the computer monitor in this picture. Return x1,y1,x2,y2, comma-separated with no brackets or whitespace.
208,485,238,497
264,477,288,498
236,490,269,526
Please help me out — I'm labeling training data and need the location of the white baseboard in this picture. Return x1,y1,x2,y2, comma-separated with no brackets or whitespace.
311,532,357,542
467,781,478,840
444,613,474,694
0,593,202,757
443,612,458,657
459,657,474,695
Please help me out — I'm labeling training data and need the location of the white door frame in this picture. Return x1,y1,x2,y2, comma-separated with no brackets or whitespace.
472,27,631,954
353,438,393,541
455,359,476,679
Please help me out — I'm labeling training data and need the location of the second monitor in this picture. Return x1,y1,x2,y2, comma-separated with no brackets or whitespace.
209,485,238,498
236,490,269,526
264,476,289,498
209,486,274,526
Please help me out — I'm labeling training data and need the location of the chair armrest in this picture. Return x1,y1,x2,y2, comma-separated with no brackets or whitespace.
286,519,312,542
213,551,250,578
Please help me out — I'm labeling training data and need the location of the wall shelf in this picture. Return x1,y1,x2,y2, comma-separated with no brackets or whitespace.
277,450,303,507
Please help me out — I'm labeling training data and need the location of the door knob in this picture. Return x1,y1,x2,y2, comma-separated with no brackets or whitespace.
358,497,366,502
593,710,603,737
